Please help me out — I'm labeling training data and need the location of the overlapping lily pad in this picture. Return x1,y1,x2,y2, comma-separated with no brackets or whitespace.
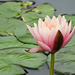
47,35,75,75
14,22,37,44
0,36,37,50
22,4,54,22
32,4,54,18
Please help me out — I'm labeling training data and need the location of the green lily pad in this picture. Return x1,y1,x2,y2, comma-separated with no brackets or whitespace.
22,12,41,22
32,4,54,18
0,47,47,69
0,36,37,50
0,17,25,35
0,65,25,75
14,22,37,44
0,2,21,18
47,35,75,74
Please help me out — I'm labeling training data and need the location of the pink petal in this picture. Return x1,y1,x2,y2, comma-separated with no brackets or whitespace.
34,23,38,32
39,27,49,45
65,21,71,39
38,18,46,28
52,16,57,21
37,41,51,52
32,27,42,42
27,25,36,39
38,18,43,28
49,28,57,49
44,15,51,25
62,26,75,48
61,16,66,24
68,21,71,34
27,25,42,42
27,47,43,53
57,24,67,41
57,15,62,24
34,23,38,29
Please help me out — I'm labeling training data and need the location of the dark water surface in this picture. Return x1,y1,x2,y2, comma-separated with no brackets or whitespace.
24,63,57,75
28,0,75,16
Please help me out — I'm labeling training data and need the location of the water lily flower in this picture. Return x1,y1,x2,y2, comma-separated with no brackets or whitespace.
27,15,75,75
27,15,75,53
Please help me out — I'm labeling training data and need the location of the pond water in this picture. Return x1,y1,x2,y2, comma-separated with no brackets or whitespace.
28,0,75,16
25,63,58,75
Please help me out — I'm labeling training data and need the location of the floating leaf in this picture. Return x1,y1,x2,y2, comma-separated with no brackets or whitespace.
32,4,54,18
0,48,47,69
0,2,21,18
22,4,54,22
22,12,40,22
0,36,37,50
0,65,25,75
0,17,25,35
14,23,37,44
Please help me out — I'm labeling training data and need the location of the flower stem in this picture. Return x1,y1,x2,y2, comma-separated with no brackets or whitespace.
50,53,55,75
